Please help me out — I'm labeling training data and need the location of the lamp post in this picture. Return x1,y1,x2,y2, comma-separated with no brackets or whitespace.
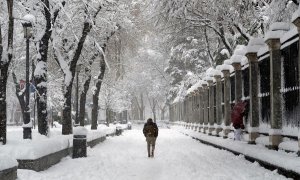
22,15,33,139
0,69,6,144
75,63,83,126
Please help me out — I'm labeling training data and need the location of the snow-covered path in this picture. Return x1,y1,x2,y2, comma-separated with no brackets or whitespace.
18,127,288,180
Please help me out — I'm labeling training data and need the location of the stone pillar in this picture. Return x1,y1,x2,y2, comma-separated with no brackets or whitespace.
193,91,197,130
232,62,243,103
246,49,260,144
202,83,209,133
198,86,204,132
214,73,223,135
292,16,300,155
188,95,192,128
207,79,215,135
222,67,231,138
190,93,194,130
194,90,200,131
179,101,183,122
265,26,285,150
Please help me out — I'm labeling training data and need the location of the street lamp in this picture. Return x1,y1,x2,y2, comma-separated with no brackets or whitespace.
22,14,34,139
75,63,83,126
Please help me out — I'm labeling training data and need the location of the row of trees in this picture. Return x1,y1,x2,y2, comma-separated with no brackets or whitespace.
144,0,300,103
0,0,138,144
0,0,174,144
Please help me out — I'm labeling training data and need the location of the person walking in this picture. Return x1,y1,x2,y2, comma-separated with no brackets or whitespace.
143,118,158,158
231,101,247,141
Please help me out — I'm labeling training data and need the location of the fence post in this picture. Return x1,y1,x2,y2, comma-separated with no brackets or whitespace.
214,69,223,136
194,90,200,131
207,77,215,135
246,38,264,144
292,15,300,155
184,96,188,128
190,92,195,130
221,61,232,138
232,61,243,103
265,22,289,150
188,94,192,128
198,86,204,132
202,82,209,133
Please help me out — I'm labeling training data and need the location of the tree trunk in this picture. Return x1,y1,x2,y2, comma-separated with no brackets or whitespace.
0,0,14,145
62,20,93,135
91,53,106,129
78,55,96,126
131,100,139,120
0,67,8,144
35,0,64,135
123,110,127,123
78,70,92,126
62,83,73,134
160,105,166,120
139,93,144,120
151,99,157,123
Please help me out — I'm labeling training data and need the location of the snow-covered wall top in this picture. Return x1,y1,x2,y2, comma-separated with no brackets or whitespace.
220,64,234,73
211,68,222,77
257,45,269,57
246,38,265,54
270,22,290,31
203,75,214,82
292,6,300,22
280,27,298,44
0,155,18,171
265,22,290,41
187,81,202,94
230,45,247,63
206,67,215,77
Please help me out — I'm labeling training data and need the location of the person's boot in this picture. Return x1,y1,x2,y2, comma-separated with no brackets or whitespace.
151,145,155,157
147,143,150,158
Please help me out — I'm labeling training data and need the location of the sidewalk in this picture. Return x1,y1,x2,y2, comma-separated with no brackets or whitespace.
173,126,300,179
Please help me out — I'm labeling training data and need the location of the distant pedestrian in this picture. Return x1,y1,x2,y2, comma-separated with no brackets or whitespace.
143,118,158,158
231,101,247,141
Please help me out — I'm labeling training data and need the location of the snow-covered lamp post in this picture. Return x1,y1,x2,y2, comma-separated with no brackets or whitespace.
75,63,83,126
245,38,265,144
22,14,34,139
265,22,289,150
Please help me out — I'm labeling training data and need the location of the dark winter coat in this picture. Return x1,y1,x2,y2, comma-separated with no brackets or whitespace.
231,101,247,129
143,122,158,138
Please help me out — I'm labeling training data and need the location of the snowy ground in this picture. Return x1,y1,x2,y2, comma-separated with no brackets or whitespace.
0,125,117,160
18,126,289,180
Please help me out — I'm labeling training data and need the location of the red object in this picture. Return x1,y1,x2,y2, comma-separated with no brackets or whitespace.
231,101,247,129
19,79,25,90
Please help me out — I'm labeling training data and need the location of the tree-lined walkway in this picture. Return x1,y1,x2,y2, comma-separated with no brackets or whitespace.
18,127,287,180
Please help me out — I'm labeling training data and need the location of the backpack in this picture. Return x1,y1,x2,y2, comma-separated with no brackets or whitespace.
143,123,157,137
